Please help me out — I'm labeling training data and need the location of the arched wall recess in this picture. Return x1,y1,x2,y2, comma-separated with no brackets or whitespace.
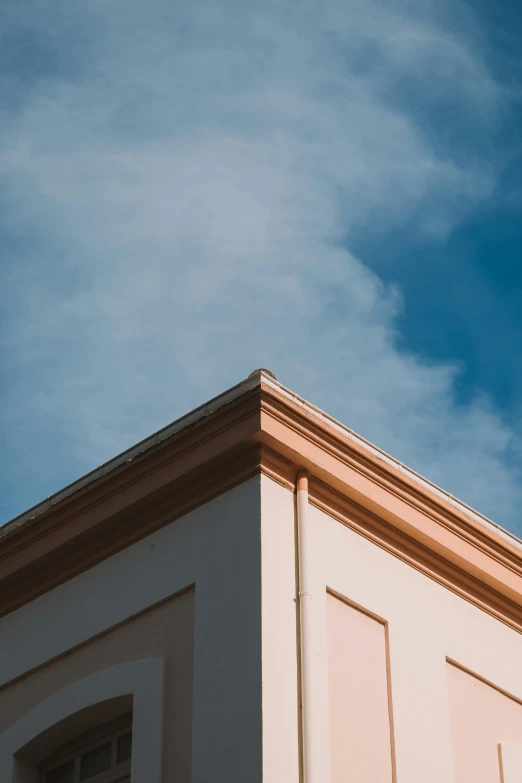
0,658,164,783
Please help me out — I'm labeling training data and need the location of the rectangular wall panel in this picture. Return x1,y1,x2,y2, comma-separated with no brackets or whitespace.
327,593,394,783
447,662,522,783
500,743,522,783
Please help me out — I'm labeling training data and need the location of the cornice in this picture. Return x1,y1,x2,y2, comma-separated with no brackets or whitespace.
2,380,522,632
256,383,522,631
311,479,522,632
0,387,264,618
258,385,522,568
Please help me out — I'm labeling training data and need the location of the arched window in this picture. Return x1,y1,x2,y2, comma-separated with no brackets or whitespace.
0,659,164,783
39,711,132,783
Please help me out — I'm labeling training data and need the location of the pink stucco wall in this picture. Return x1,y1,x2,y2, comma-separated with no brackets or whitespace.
327,592,394,783
447,661,522,783
304,499,522,782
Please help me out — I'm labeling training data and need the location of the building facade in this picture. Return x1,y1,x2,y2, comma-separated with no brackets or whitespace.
1,369,522,782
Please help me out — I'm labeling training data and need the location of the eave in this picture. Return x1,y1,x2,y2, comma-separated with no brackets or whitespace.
2,371,522,632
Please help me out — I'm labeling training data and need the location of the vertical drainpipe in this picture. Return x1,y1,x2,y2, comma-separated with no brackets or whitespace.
297,469,314,783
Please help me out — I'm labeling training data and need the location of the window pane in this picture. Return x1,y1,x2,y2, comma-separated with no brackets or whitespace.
117,731,132,763
80,741,112,780
46,760,75,783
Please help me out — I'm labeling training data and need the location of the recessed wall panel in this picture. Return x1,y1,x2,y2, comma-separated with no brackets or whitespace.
447,661,522,783
327,593,394,783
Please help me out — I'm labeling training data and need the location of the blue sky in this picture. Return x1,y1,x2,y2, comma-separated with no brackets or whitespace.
1,0,522,532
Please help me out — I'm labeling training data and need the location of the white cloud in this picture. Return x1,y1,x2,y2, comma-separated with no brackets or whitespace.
1,0,521,529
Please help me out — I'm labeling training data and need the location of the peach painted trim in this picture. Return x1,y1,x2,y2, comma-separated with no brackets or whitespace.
258,387,522,571
3,382,522,633
446,658,522,707
499,743,522,783
259,374,520,549
0,439,263,618
314,484,522,632
256,386,522,631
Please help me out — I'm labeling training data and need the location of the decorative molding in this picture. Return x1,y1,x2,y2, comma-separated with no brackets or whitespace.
499,742,522,782
317,483,522,632
326,591,396,783
258,388,522,573
0,658,164,783
0,440,262,618
446,658,522,705
256,386,522,632
258,445,295,492
2,382,522,635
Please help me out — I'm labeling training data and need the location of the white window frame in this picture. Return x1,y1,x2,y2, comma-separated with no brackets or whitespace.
39,720,132,783
0,659,164,783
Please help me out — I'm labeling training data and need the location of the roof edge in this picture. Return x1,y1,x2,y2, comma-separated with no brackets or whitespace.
259,376,522,553
3,369,521,554
1,369,270,535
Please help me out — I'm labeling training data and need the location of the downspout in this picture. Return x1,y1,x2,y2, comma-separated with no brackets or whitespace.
296,469,314,783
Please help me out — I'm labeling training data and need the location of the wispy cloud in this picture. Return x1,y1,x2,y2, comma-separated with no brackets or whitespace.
1,0,520,530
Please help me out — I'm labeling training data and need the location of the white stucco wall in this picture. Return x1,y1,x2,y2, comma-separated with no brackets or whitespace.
0,477,263,783
260,475,300,783
0,659,164,783
3,471,521,783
